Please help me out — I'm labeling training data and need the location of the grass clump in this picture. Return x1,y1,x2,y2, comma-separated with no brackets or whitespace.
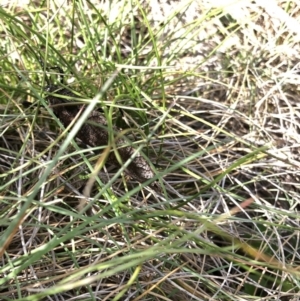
0,0,300,300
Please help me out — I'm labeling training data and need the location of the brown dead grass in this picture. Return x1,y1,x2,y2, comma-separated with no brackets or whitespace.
1,0,300,300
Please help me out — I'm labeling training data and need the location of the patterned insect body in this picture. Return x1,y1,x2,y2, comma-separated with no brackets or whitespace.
45,70,155,183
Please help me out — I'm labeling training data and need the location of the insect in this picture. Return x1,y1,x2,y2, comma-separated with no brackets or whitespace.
42,62,156,184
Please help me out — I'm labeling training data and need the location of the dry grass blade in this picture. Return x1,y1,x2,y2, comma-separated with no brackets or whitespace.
0,0,300,300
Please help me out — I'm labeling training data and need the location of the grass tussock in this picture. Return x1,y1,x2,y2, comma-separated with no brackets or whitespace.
0,0,300,300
